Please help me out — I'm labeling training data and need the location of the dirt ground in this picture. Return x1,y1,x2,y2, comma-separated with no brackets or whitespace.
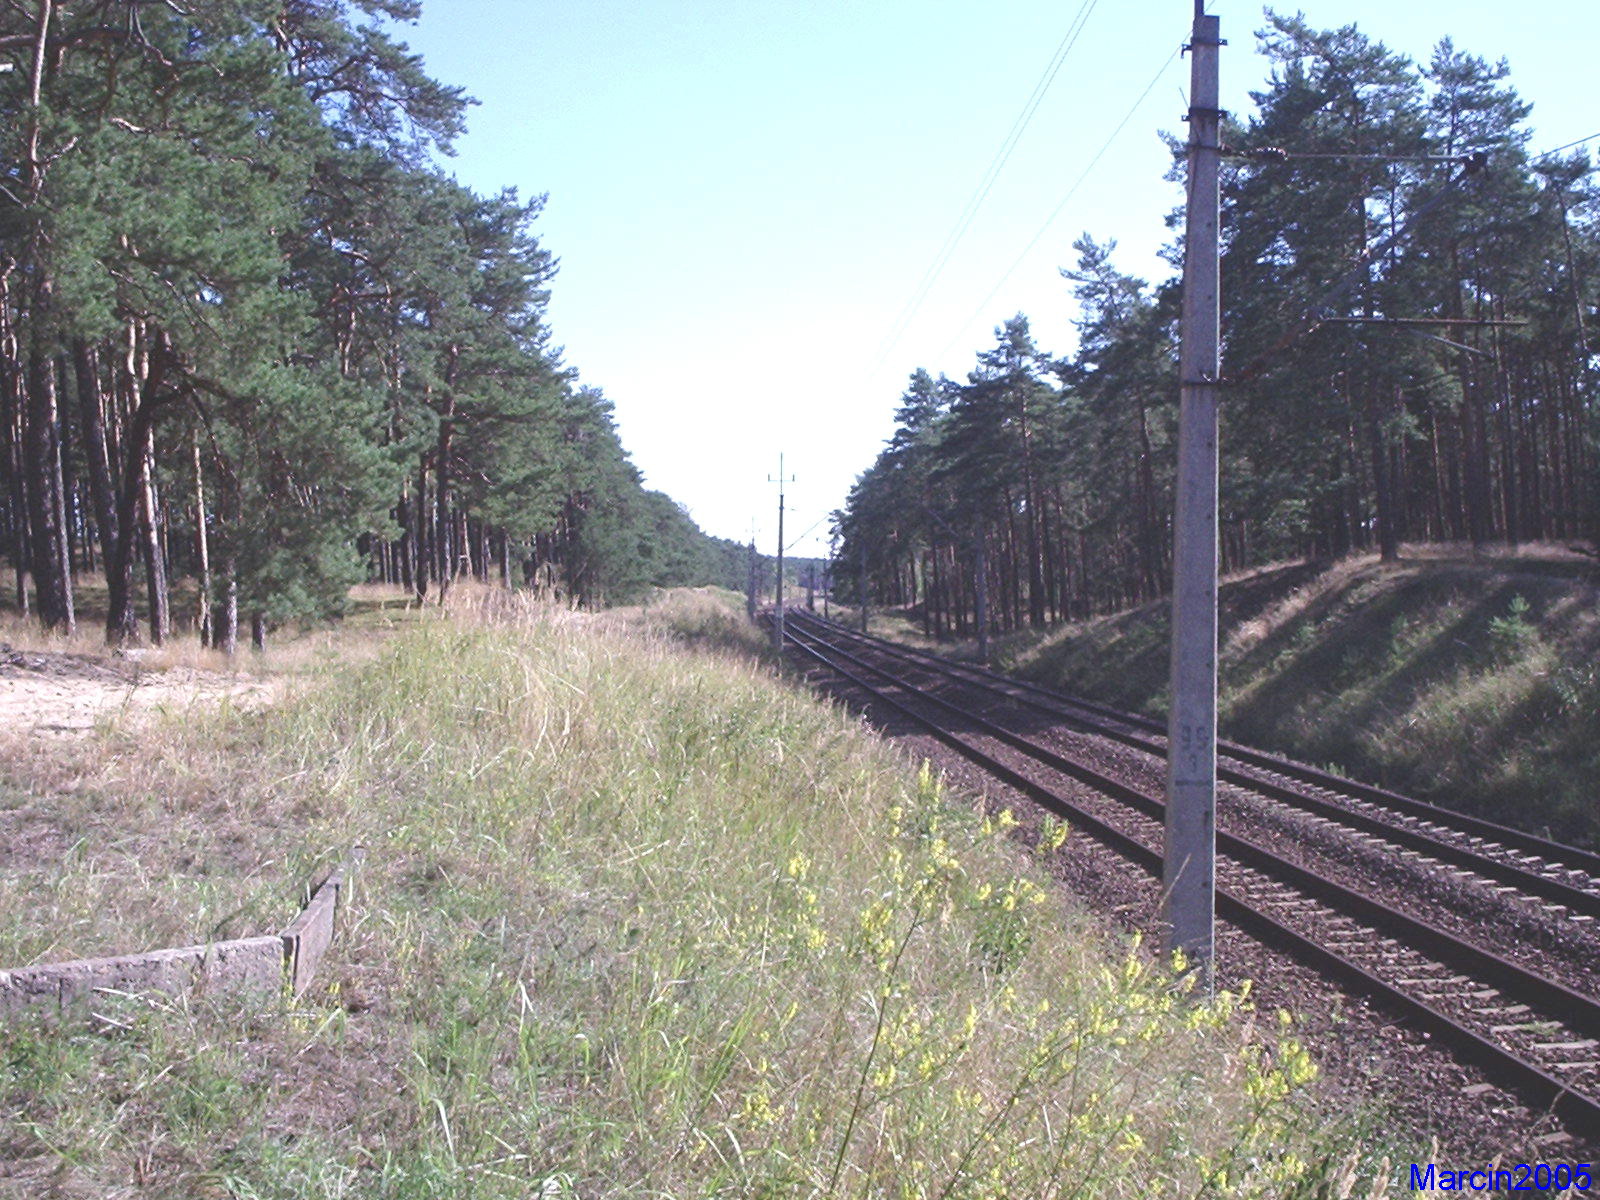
0,644,277,738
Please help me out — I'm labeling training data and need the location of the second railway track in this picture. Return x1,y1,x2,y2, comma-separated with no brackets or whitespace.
778,611,1600,1144
788,612,1600,920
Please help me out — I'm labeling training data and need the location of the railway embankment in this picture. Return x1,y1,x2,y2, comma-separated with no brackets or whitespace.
989,547,1600,850
0,589,1386,1195
782,609,1600,1153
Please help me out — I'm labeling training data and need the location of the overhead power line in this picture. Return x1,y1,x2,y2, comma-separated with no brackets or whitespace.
940,77,1583,369
1225,147,1488,165
937,45,1180,361
1531,129,1600,162
870,0,1101,375
785,513,829,554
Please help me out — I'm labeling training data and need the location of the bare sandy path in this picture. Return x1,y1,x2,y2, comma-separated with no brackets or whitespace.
0,645,276,738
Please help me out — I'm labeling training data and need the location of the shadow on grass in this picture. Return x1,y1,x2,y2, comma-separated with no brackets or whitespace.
1001,551,1600,848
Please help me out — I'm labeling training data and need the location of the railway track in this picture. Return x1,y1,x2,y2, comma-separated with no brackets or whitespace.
788,612,1600,918
777,612,1600,1141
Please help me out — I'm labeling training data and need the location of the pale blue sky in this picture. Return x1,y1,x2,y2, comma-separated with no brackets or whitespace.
402,1,1595,557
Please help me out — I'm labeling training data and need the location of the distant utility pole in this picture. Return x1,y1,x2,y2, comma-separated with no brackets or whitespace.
1164,2,1222,987
806,563,816,612
746,537,758,620
770,456,795,651
824,535,835,620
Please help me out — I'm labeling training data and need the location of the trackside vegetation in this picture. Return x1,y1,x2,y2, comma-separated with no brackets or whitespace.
0,591,1395,1196
957,549,1600,849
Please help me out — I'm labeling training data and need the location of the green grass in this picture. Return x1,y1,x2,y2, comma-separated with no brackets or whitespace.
1,589,1397,1196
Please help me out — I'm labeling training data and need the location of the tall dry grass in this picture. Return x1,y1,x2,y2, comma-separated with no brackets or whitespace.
0,591,1397,1196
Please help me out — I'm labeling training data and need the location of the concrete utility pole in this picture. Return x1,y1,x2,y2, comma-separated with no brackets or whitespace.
746,538,758,620
770,456,795,651
824,535,834,620
1164,2,1222,986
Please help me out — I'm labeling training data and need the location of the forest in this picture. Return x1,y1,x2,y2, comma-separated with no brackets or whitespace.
0,0,749,650
835,13,1598,637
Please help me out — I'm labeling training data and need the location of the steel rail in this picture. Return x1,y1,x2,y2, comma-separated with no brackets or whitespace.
785,612,1600,920
782,621,1600,1137
785,621,1600,1036
790,611,1600,882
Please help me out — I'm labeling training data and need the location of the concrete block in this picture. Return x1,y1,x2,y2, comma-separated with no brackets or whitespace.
280,847,364,996
2,845,364,1021
0,935,284,1018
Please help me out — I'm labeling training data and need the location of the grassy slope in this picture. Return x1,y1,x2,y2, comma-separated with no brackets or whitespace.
0,590,1389,1197
998,547,1600,848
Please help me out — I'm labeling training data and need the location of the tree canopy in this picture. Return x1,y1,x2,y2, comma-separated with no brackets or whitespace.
836,11,1597,640
1,0,740,646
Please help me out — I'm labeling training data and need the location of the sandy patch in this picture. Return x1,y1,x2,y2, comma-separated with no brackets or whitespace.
0,645,276,738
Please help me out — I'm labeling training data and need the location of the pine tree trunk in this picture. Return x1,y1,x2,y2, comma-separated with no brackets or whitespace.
0,273,23,614
217,555,238,656
18,0,71,631
137,425,169,644
1493,327,1519,549
57,365,80,580
24,339,74,632
1018,402,1045,630
1136,395,1161,599
413,459,429,598
1465,369,1492,553
72,341,120,579
3,365,30,617
105,328,156,645
435,413,454,589
1367,389,1399,563
192,429,212,645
